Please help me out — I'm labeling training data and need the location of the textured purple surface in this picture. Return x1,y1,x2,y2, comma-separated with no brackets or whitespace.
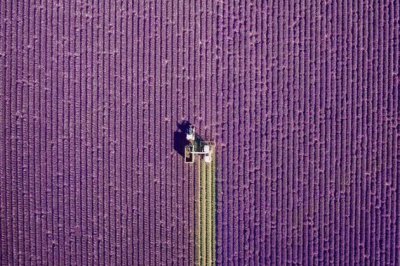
1,0,399,265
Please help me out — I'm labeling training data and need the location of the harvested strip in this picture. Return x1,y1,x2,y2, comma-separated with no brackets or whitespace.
197,149,216,266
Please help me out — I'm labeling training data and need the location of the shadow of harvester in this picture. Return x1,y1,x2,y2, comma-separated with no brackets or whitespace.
173,121,204,157
173,121,191,157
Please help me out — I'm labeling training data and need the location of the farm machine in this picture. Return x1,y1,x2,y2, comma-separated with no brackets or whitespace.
184,125,214,164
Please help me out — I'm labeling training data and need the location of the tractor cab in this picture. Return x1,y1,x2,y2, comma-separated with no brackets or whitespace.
186,125,196,142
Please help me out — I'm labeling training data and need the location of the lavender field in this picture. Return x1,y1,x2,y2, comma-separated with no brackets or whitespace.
1,0,399,265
